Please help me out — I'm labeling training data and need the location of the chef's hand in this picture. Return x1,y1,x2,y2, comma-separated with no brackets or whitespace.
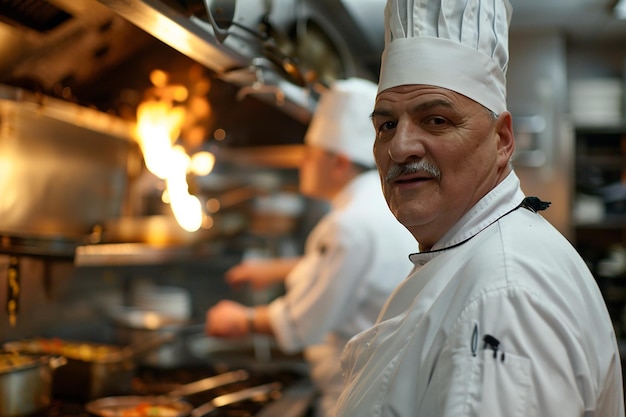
205,300,250,338
225,258,300,290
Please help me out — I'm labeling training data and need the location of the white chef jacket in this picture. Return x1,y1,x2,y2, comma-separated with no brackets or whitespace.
267,170,417,417
336,171,625,417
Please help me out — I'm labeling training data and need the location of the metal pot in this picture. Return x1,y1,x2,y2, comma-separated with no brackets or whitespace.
0,352,67,417
3,334,173,401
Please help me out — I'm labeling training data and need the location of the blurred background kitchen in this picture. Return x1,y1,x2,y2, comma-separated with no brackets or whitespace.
2,0,626,415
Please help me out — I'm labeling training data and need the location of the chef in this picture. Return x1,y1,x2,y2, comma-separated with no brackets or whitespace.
335,0,625,416
205,78,417,417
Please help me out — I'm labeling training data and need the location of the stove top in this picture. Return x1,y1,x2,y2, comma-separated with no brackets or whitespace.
35,364,310,417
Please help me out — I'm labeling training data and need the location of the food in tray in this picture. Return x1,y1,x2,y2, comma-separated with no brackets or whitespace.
100,402,182,417
0,352,37,372
3,338,123,362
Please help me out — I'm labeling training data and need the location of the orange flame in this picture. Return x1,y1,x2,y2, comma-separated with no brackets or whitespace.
135,70,212,233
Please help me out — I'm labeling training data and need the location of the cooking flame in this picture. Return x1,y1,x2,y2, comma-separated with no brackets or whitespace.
136,100,186,180
135,70,213,233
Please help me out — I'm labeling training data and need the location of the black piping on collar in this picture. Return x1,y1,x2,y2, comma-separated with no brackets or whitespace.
418,196,551,255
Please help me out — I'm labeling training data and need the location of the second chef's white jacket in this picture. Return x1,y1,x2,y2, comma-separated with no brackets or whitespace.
267,170,417,417
336,171,625,417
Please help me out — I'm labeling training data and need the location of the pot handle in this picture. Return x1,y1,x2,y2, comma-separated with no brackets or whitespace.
165,369,250,398
190,382,282,417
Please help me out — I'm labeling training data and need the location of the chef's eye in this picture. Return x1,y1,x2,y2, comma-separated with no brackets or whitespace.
426,116,448,126
378,120,396,132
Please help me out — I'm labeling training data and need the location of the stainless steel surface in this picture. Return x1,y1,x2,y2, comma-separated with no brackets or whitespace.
95,0,318,123
0,0,154,96
52,353,135,401
98,0,246,72
0,84,137,254
95,0,384,120
74,242,220,266
0,353,67,417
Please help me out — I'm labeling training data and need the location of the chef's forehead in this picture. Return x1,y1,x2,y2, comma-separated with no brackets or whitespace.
379,0,513,115
373,85,498,120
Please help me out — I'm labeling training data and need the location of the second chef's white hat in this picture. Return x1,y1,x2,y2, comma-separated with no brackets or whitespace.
379,0,513,114
305,77,378,168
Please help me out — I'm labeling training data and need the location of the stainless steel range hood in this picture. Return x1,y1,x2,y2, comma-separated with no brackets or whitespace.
94,0,312,123
0,0,384,126
94,0,383,124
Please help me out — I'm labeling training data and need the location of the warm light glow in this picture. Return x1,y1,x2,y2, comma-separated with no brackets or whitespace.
150,69,169,88
213,128,227,141
202,215,214,229
136,100,186,180
143,311,164,329
136,126,175,179
161,189,170,204
170,192,203,232
135,90,204,232
175,86,190,102
190,151,216,176
206,198,220,213
0,157,17,214
146,13,195,55
165,147,203,232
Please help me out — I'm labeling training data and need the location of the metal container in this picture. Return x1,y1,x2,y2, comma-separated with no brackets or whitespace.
3,336,171,400
0,352,66,417
51,351,136,401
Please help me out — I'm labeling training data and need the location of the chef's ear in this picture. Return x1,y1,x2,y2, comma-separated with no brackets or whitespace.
495,111,515,167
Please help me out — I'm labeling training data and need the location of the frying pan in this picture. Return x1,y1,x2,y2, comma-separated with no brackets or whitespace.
85,381,282,417
84,369,247,416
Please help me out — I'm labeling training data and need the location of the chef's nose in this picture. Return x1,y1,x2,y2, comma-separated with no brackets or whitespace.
387,121,426,162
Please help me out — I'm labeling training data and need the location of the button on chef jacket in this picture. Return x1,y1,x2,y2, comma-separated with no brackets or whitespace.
267,170,417,417
336,171,625,417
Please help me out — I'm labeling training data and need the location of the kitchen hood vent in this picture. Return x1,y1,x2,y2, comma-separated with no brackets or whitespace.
0,0,73,33
0,0,384,130
94,0,383,123
96,0,318,123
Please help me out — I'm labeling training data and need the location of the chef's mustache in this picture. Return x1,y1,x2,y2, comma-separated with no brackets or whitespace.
385,161,441,183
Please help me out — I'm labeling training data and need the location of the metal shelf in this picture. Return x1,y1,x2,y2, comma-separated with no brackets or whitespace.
74,242,219,266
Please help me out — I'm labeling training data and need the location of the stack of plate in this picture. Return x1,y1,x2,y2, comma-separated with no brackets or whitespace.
131,285,192,322
570,78,623,126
